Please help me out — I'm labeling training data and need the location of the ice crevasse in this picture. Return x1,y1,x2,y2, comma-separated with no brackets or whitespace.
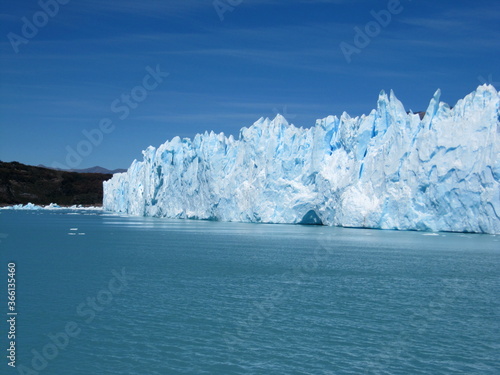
103,85,500,234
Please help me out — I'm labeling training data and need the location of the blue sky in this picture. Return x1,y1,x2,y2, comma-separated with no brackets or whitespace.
1,0,499,170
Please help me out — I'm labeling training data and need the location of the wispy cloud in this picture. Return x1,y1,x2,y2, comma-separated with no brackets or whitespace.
0,13,18,22
399,3,500,34
398,17,464,31
39,0,360,19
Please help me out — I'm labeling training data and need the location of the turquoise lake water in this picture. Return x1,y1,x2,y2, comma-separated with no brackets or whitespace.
0,210,499,374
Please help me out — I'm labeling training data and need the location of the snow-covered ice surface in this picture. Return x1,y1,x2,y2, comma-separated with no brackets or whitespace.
1,203,103,211
103,85,500,234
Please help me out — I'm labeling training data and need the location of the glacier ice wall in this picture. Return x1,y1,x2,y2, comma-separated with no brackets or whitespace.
103,85,500,234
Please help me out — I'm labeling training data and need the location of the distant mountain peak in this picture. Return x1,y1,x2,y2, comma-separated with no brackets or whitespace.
38,165,126,174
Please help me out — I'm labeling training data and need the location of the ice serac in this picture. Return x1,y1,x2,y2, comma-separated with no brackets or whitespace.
103,85,500,234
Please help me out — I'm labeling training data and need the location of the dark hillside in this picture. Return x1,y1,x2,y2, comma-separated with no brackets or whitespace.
0,161,112,206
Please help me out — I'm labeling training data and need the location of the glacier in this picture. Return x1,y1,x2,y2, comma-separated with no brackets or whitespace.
103,85,500,234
